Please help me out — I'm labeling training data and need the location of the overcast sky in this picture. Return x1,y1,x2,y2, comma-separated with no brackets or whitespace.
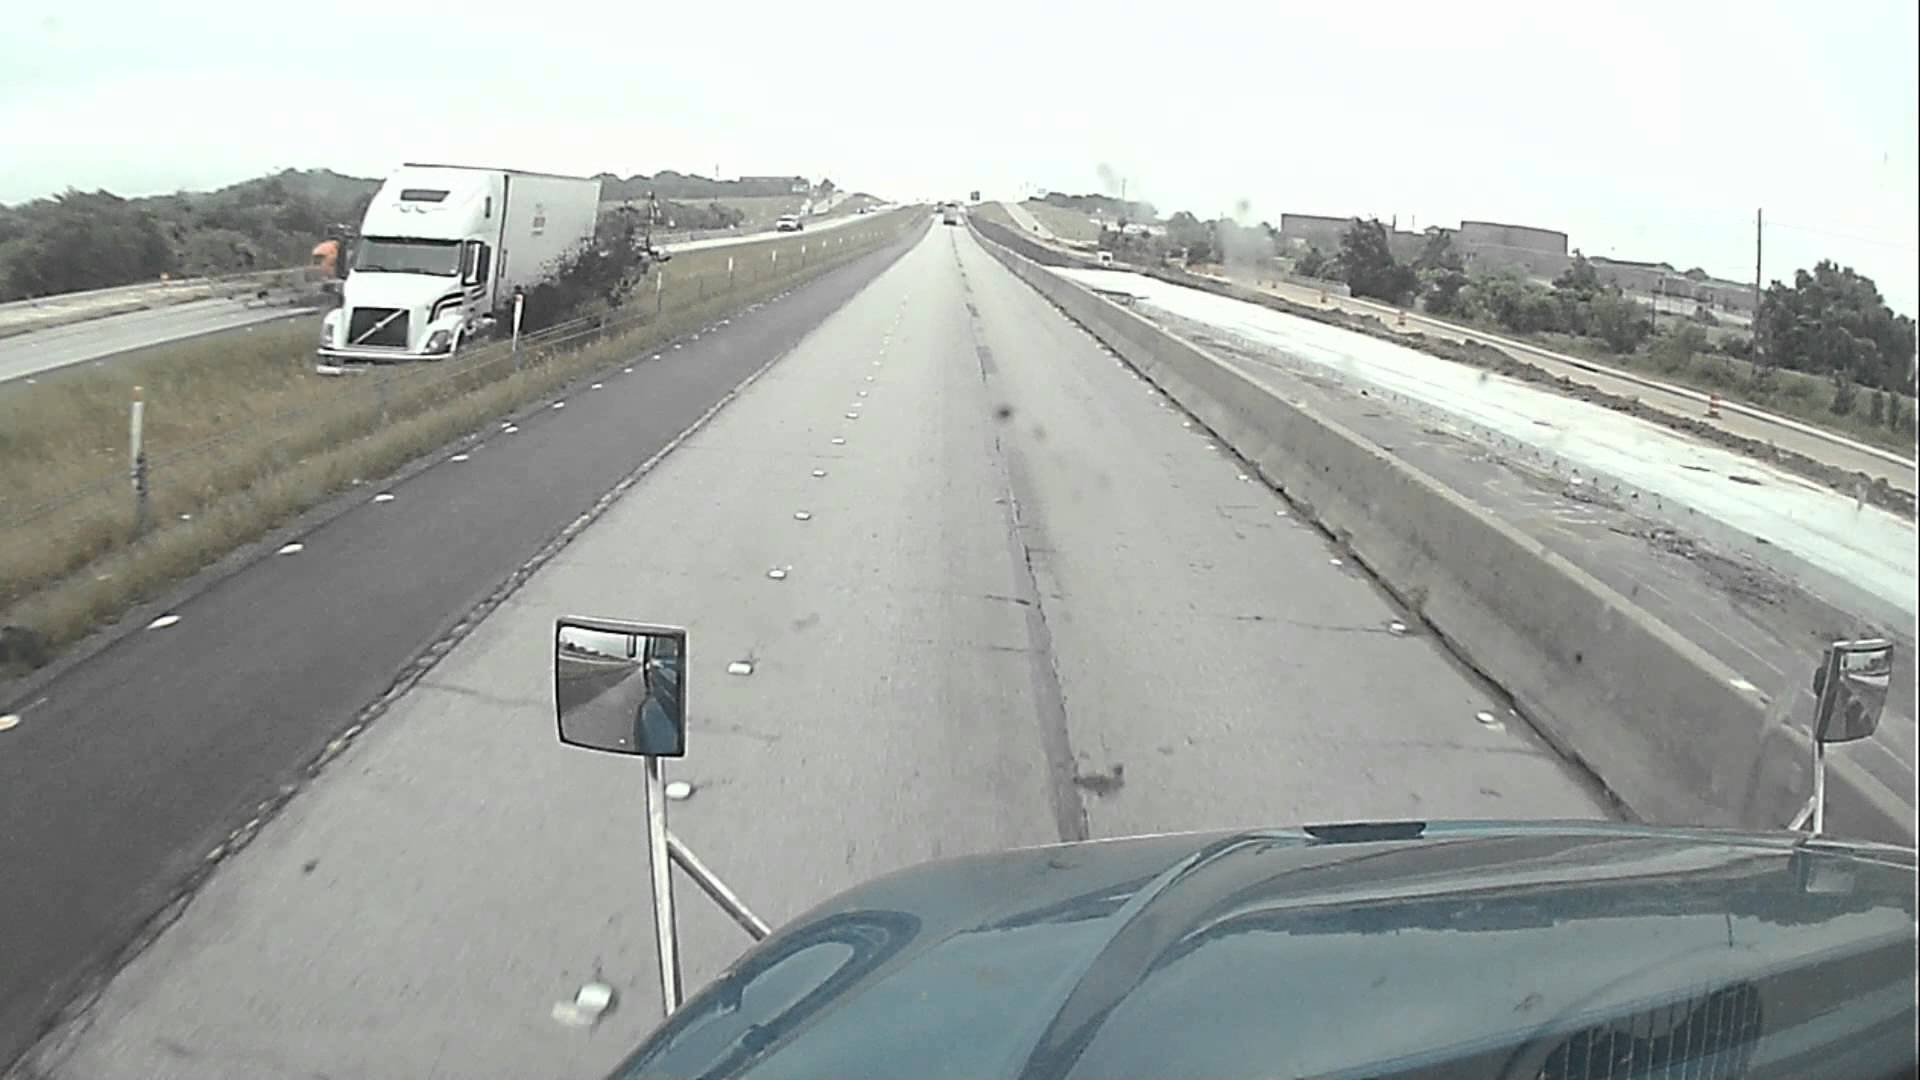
3,0,1915,313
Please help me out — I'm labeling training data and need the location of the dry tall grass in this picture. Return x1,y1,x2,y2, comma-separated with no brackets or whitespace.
1,212,914,660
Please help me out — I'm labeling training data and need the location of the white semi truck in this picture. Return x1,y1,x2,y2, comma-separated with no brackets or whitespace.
319,164,601,364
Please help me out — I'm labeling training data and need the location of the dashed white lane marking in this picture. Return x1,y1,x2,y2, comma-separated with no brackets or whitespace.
147,614,182,630
277,542,305,555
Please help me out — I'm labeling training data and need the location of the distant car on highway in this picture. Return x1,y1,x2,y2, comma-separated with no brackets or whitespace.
774,214,803,232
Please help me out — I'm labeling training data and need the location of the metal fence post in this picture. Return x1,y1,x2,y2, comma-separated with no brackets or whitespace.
511,288,526,372
129,387,149,539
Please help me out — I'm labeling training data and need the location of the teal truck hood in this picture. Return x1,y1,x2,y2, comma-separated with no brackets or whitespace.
608,821,1917,1079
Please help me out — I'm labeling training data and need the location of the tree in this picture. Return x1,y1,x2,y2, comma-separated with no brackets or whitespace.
1830,371,1859,415
1650,324,1708,374
1415,230,1462,273
1,189,174,299
1757,260,1916,393
1421,267,1468,316
1589,290,1650,353
1552,250,1601,296
1337,218,1418,304
1294,246,1330,279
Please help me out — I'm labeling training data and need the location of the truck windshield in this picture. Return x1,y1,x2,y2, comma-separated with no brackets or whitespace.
353,237,461,277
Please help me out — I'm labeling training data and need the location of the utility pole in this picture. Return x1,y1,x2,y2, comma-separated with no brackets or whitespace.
1753,208,1764,363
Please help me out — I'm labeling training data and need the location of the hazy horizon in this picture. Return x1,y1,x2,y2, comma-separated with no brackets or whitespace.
4,0,1914,314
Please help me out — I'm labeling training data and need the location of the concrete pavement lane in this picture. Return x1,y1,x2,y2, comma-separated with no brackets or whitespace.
0,229,926,1072
0,298,313,383
660,209,869,254
31,223,1606,1079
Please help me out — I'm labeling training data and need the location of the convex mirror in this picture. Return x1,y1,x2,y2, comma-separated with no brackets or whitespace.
555,617,686,757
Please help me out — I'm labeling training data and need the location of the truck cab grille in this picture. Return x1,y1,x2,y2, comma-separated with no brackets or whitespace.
347,307,410,348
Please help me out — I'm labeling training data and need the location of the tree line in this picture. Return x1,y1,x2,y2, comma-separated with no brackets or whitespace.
0,168,842,303
1289,218,1915,412
0,170,380,301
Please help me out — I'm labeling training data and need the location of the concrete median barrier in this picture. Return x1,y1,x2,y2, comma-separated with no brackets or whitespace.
973,224,1914,847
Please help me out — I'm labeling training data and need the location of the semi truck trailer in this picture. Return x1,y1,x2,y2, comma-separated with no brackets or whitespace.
319,164,600,364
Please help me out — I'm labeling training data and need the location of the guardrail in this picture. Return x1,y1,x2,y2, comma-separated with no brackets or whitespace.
971,217,1914,846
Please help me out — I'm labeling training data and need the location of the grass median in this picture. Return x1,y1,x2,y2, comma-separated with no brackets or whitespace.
0,210,921,672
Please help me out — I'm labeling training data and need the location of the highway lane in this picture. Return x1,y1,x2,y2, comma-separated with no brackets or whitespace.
0,298,313,384
31,222,1607,1078
0,226,927,1071
658,207,873,254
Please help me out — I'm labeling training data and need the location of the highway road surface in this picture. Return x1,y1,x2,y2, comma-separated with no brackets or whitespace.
8,222,1608,1078
0,297,312,384
658,206,872,254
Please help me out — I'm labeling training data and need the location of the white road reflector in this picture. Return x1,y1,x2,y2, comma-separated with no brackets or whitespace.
449,453,470,462
624,366,634,373
831,437,846,445
277,542,305,556
0,715,20,733
811,469,828,477
794,510,813,521
844,412,859,420
552,401,566,409
1475,711,1505,730
727,661,754,676
864,375,874,382
1328,558,1343,567
147,614,182,630
372,493,396,503
664,780,694,801
1388,621,1408,635
767,568,788,581
1729,676,1761,693
590,383,604,390
857,390,868,398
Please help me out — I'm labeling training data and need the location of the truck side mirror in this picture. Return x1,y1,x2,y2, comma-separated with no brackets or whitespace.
554,618,686,757
1811,639,1893,744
